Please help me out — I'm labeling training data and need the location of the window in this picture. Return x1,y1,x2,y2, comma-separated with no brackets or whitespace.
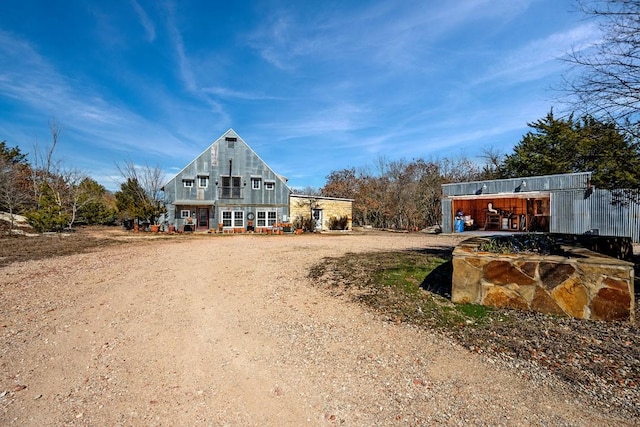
257,210,277,227
222,211,232,227
264,180,275,190
221,176,242,198
183,179,194,188
222,210,244,227
180,210,191,218
198,176,209,188
234,211,244,228
251,177,261,190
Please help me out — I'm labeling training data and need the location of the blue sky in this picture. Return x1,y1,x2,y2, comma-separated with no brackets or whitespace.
0,0,598,191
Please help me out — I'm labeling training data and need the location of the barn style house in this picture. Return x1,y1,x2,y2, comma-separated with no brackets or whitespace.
163,129,291,232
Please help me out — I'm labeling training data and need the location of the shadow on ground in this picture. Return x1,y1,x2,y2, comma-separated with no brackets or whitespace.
406,248,454,300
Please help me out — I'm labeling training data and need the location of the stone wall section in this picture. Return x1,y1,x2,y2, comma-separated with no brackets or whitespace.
452,237,635,322
289,196,352,231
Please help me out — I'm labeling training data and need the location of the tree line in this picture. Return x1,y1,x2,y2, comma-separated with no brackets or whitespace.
4,110,640,233
319,111,640,229
0,124,165,233
0,130,117,233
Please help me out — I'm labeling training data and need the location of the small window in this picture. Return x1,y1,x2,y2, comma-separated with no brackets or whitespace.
180,210,191,218
251,177,261,190
183,179,194,188
198,176,209,188
264,181,275,190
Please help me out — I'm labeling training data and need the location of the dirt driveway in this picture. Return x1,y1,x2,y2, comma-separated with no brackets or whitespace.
0,232,632,426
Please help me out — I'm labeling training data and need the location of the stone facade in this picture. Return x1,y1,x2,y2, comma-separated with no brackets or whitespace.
452,236,635,322
289,195,353,231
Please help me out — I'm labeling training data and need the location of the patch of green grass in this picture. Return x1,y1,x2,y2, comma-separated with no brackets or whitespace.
310,250,493,330
455,303,493,320
374,257,496,328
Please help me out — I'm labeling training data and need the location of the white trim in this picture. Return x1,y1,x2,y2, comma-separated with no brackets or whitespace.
251,177,261,190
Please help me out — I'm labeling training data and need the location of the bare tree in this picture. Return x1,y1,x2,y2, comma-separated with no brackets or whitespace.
64,168,91,228
30,122,63,209
115,161,166,225
0,157,29,234
561,0,640,136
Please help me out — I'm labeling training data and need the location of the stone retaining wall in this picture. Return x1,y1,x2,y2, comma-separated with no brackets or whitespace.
452,236,635,322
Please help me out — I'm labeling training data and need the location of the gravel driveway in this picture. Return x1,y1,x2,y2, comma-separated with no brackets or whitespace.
0,232,634,426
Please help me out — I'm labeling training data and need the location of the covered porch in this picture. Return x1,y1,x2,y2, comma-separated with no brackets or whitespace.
172,200,215,232
448,192,551,232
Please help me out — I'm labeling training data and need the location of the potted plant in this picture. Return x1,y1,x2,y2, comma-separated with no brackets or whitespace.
293,216,304,234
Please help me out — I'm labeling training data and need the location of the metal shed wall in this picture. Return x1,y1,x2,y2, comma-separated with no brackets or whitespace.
441,198,452,233
591,190,640,242
550,189,640,241
549,190,590,235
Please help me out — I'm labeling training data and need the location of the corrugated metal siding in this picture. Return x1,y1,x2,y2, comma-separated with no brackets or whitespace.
441,198,452,233
550,190,591,235
590,189,640,242
550,189,640,242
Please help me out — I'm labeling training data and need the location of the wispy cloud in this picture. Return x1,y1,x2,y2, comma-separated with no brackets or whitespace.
0,30,200,160
245,0,538,73
257,102,373,140
474,23,600,87
201,86,282,101
161,1,230,125
131,0,156,42
162,1,196,91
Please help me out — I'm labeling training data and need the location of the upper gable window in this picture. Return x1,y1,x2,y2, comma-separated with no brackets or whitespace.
225,137,237,149
198,176,209,188
221,176,242,198
251,177,261,190
264,180,275,191
183,179,194,188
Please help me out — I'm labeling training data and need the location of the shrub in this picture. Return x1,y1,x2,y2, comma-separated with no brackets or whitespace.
328,215,349,230
293,215,317,232
477,233,561,255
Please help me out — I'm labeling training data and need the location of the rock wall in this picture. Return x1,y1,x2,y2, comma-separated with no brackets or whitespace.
452,237,635,322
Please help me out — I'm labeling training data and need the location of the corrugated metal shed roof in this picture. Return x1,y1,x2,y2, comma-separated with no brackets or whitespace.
442,172,592,197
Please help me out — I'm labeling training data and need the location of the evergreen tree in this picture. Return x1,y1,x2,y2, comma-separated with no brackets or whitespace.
500,110,640,190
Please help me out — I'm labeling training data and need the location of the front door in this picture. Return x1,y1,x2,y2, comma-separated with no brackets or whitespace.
312,209,323,231
197,208,209,230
